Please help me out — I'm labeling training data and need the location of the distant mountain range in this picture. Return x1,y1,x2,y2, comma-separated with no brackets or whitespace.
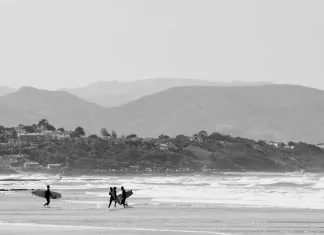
63,78,273,107
105,85,324,143
0,83,323,143
0,87,106,130
0,86,17,96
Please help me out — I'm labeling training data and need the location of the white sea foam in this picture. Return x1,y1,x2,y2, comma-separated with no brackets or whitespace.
2,172,324,209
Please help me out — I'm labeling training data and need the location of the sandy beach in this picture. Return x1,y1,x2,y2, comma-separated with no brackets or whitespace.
2,173,324,234
1,191,324,235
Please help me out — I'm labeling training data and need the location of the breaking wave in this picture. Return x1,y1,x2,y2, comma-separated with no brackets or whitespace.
2,172,324,209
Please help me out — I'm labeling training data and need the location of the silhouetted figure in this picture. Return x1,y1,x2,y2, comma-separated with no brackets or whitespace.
113,187,117,207
108,187,115,209
121,186,127,208
43,185,54,207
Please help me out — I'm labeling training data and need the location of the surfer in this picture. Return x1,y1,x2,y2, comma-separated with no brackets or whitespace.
108,187,116,209
113,187,117,207
43,185,54,207
121,186,127,208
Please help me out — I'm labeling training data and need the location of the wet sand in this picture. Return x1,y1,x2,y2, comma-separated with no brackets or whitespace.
1,191,324,235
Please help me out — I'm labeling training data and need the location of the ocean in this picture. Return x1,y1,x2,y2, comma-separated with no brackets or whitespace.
1,172,324,210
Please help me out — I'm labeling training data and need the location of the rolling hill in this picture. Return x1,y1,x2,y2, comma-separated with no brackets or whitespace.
0,86,17,96
104,85,324,143
0,84,323,143
0,102,39,126
64,78,273,107
0,87,106,132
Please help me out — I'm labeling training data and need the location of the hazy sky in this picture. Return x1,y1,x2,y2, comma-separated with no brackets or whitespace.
0,0,324,90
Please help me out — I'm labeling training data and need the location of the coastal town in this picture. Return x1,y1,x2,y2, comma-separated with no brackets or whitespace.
1,119,323,175
0,119,201,174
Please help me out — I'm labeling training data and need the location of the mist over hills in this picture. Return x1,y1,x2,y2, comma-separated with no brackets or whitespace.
0,86,17,96
0,102,39,126
0,83,323,143
63,78,273,107
0,87,106,131
105,85,324,143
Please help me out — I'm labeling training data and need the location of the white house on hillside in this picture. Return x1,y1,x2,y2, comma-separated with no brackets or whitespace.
46,164,61,170
24,161,41,169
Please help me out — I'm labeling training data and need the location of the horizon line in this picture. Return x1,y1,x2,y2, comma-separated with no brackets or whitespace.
2,77,276,90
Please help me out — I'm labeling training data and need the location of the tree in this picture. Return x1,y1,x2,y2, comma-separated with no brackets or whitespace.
46,124,56,131
100,128,110,137
126,134,137,139
258,140,266,145
111,130,117,139
74,126,85,137
175,135,190,147
288,141,296,147
0,126,5,134
32,124,38,132
58,127,65,133
159,134,170,140
38,119,48,127
6,128,17,139
88,134,99,139
37,119,56,131
0,135,6,143
23,125,35,133
198,130,208,137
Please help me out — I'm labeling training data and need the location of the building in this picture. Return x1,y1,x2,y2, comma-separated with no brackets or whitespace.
41,131,56,141
144,168,152,173
18,133,46,144
15,124,26,134
317,143,324,149
24,161,41,169
284,145,295,149
128,166,140,173
158,142,177,152
268,141,285,148
3,155,25,164
18,131,71,143
177,168,193,173
50,131,71,141
46,164,61,170
58,133,71,141
102,136,112,141
198,130,208,137
190,134,203,143
158,143,169,151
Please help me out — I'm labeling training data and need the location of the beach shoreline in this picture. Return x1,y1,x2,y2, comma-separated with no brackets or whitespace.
2,172,324,234
1,193,324,235
1,169,319,178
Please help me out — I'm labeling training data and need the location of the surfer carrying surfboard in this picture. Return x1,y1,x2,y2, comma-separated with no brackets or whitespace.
108,187,117,209
121,186,128,208
43,185,55,207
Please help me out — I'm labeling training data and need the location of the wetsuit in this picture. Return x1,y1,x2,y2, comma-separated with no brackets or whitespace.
113,189,117,207
43,189,53,206
121,189,127,208
108,190,116,208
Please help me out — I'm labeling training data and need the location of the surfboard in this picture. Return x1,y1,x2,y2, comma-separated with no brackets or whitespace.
115,190,133,204
31,189,62,199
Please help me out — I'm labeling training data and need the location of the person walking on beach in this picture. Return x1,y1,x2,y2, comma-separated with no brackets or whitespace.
43,185,54,207
113,187,117,207
121,186,128,208
108,187,116,209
